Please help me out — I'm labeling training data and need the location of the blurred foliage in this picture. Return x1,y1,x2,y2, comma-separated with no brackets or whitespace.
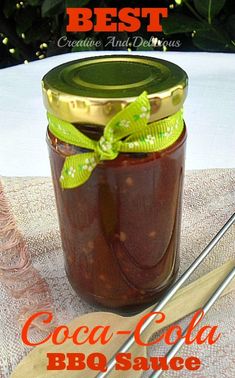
0,0,234,68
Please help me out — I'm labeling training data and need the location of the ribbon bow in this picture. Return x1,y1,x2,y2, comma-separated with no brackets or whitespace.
47,91,184,189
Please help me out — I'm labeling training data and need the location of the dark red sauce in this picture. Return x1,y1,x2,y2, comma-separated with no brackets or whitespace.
47,124,186,312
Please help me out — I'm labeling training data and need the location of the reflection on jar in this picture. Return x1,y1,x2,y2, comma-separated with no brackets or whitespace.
42,55,188,313
47,125,186,312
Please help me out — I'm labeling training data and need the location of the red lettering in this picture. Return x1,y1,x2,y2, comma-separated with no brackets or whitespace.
135,312,165,346
165,325,182,345
71,326,90,345
67,353,86,370
89,326,113,345
195,326,221,345
151,357,169,371
87,353,107,372
185,356,201,371
66,7,168,33
51,325,69,345
47,353,66,370
21,311,52,346
133,357,150,371
119,8,141,32
184,310,220,345
142,8,168,32
94,8,117,32
184,309,205,344
115,353,132,371
206,326,221,345
169,357,184,371
21,309,220,352
46,353,201,372
66,8,93,32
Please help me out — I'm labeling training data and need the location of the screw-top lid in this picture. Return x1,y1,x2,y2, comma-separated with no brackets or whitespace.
42,55,188,125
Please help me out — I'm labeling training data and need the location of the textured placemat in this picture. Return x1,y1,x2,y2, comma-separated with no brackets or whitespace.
0,169,234,378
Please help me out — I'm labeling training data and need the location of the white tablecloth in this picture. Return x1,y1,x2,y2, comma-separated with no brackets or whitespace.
0,51,234,176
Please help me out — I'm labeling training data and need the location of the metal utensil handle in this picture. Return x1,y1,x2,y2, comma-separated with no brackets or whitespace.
96,213,235,378
150,266,235,378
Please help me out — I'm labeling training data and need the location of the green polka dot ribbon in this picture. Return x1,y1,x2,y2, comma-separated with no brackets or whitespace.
47,91,184,189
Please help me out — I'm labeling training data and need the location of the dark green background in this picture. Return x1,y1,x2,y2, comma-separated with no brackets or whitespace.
0,0,235,68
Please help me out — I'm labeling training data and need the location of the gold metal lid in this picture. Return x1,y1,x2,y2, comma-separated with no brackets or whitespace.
42,55,188,125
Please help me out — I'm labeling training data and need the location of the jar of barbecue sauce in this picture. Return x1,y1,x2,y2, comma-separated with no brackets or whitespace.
42,55,188,313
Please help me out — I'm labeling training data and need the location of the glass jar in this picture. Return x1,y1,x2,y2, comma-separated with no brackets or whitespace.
42,55,188,312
